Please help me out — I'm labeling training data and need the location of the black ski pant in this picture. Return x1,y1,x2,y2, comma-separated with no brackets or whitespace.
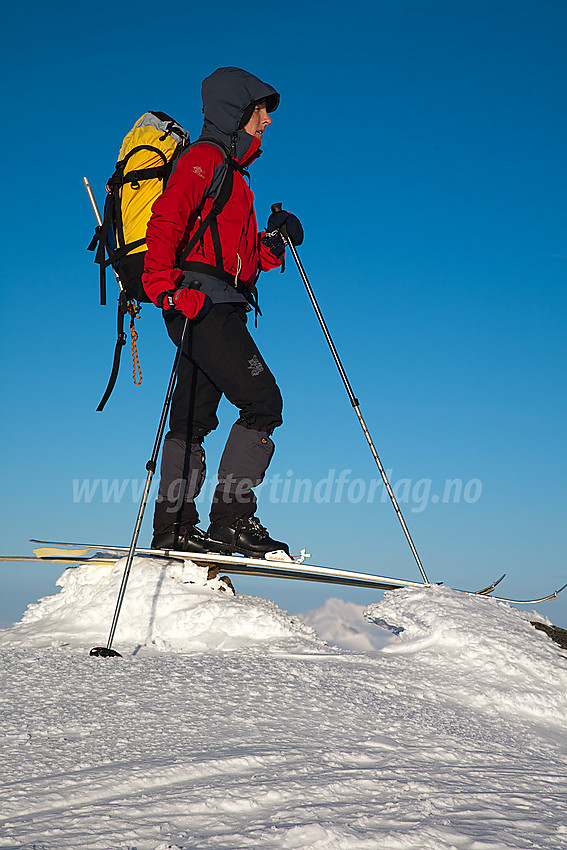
153,303,283,535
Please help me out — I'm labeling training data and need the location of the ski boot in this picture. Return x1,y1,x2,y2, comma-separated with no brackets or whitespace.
207,516,290,558
152,526,210,554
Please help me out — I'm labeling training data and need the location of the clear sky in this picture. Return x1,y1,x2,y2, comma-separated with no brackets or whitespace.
1,0,566,628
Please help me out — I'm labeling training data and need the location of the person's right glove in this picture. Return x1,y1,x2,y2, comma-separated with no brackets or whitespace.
262,210,304,257
171,287,212,321
157,278,212,321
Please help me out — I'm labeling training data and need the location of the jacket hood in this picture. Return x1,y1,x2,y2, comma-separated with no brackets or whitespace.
199,67,279,158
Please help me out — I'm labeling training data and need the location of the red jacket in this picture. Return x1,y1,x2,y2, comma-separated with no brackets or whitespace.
142,137,281,307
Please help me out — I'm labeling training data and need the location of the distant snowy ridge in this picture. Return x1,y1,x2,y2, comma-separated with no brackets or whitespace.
299,597,394,651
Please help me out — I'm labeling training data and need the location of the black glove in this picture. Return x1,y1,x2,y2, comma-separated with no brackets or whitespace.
263,210,304,256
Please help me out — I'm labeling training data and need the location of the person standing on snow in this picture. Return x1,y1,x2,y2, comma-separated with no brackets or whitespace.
142,66,303,558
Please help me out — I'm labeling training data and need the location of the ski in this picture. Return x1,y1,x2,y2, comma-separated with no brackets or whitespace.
6,553,412,590
23,539,567,604
28,540,425,591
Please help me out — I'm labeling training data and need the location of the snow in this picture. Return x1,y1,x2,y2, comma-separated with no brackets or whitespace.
0,558,317,653
1,557,566,849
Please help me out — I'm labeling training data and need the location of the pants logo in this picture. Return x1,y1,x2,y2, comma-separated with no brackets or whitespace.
248,355,264,377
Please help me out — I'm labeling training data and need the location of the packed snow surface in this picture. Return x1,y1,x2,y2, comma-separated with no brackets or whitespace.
1,556,566,849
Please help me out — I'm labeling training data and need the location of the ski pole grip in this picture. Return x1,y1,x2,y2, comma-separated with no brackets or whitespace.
270,202,289,241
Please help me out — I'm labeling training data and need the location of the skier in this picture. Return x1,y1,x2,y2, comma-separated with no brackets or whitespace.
142,66,303,558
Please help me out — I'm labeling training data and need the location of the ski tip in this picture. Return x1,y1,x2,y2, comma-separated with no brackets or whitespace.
89,646,122,658
477,573,507,595
33,546,94,559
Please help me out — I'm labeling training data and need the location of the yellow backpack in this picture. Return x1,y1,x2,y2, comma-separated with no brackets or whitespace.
89,111,190,305
87,112,189,410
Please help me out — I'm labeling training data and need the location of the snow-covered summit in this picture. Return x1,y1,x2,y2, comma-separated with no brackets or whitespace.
1,559,566,849
0,557,320,653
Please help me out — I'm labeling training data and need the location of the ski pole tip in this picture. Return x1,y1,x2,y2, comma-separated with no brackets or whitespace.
90,646,122,658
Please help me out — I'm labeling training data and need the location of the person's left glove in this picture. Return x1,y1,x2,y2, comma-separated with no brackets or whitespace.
262,210,304,257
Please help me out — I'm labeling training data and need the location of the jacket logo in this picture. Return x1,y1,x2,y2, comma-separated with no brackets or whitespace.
192,166,206,178
248,355,264,377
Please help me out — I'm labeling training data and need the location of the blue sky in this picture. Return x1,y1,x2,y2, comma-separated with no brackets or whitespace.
1,0,566,629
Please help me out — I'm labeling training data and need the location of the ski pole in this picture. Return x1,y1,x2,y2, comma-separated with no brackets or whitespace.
90,317,190,657
271,203,429,584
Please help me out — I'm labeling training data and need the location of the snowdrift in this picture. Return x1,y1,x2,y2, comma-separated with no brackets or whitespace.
366,584,566,727
0,557,320,653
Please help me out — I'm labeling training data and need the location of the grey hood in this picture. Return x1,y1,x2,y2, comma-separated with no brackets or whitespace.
199,67,279,158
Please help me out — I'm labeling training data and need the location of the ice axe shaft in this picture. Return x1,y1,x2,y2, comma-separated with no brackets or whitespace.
271,203,428,584
83,176,126,296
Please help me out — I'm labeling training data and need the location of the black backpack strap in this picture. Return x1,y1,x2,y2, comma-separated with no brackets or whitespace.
177,261,237,287
108,163,168,190
87,190,117,306
178,161,234,264
96,292,142,411
176,139,259,286
96,290,129,411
